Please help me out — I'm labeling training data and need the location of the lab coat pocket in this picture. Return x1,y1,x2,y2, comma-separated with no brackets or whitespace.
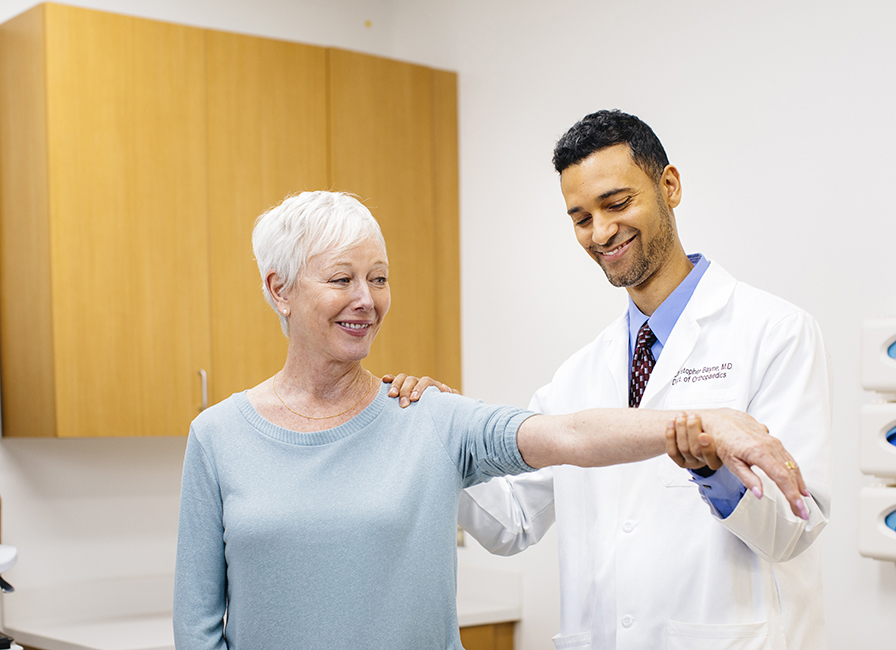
666,620,770,650
657,456,697,487
552,631,590,649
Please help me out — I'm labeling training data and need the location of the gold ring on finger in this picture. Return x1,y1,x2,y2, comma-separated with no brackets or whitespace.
785,460,797,470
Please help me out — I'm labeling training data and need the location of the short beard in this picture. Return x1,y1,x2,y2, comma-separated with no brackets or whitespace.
597,191,676,288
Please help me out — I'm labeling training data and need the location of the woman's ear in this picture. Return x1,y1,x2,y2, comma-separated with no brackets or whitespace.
266,271,291,316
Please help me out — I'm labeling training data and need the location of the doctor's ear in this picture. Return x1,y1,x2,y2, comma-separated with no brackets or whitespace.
659,165,682,210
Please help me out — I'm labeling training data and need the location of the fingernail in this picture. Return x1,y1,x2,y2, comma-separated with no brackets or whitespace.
751,486,762,499
400,397,409,407
797,498,809,520
411,391,419,399
389,388,398,396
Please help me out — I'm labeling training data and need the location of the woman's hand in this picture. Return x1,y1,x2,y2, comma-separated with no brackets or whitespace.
667,409,810,520
382,374,459,407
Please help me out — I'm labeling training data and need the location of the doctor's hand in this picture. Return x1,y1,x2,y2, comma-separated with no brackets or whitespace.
694,408,810,520
382,373,459,408
665,413,722,470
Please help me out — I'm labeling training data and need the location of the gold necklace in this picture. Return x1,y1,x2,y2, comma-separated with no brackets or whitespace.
272,371,376,420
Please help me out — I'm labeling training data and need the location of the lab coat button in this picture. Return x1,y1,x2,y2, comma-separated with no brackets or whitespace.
622,521,635,533
621,615,634,628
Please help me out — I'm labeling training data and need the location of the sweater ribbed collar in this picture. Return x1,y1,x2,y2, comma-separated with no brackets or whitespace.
233,382,389,446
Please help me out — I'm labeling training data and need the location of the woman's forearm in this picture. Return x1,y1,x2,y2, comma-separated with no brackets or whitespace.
517,409,673,469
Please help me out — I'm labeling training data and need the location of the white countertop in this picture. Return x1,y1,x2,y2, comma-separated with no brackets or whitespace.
2,567,521,650
7,614,174,650
3,576,175,650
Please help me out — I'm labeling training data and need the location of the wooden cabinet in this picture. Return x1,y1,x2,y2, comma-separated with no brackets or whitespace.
460,622,515,650
0,4,212,437
0,4,460,437
329,48,461,389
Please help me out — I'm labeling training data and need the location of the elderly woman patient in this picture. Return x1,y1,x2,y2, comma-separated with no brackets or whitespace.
173,191,808,649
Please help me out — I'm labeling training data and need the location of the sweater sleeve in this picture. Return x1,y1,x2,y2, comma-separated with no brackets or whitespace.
173,430,229,650
457,380,558,554
424,390,537,487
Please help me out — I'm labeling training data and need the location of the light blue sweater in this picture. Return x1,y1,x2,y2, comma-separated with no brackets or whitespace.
174,384,534,649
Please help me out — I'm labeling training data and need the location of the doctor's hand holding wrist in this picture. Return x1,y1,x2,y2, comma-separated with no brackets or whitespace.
665,410,810,520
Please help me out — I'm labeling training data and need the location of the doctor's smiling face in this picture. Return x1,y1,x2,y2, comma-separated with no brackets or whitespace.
560,143,689,308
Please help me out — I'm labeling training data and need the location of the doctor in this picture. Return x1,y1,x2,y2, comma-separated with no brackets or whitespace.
456,110,832,650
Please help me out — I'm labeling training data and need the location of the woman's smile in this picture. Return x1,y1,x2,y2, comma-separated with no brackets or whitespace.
337,320,375,336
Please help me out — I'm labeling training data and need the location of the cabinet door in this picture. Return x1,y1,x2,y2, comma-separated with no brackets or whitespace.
47,5,212,437
328,49,461,388
206,31,328,404
0,4,212,437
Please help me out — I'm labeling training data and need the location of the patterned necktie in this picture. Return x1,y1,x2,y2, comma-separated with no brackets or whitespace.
629,321,657,408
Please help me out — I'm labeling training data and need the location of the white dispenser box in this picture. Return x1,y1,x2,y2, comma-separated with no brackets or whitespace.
858,486,896,562
862,318,896,393
860,402,896,478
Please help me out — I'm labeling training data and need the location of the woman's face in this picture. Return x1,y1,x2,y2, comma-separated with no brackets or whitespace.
286,237,391,364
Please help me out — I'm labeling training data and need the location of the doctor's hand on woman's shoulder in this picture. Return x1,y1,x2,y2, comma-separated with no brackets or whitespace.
666,410,811,521
382,373,459,408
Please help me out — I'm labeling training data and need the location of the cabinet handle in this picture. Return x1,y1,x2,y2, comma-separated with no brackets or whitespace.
198,369,208,411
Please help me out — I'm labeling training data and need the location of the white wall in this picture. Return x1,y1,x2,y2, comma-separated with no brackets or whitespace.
451,3,896,649
0,1,893,648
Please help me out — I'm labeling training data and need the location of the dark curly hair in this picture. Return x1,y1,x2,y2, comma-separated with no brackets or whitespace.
552,109,669,182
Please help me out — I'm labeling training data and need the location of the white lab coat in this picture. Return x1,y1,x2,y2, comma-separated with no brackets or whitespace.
459,261,832,650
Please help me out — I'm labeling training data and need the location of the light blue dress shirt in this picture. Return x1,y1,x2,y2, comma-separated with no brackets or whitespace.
627,254,746,518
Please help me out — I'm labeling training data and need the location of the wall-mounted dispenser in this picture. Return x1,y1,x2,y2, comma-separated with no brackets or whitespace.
859,318,896,563
859,403,896,477
858,487,896,562
861,317,896,394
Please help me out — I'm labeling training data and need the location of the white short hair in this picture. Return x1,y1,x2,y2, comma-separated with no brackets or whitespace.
252,191,387,336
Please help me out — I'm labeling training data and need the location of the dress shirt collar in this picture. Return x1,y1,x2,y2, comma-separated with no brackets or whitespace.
628,253,710,358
